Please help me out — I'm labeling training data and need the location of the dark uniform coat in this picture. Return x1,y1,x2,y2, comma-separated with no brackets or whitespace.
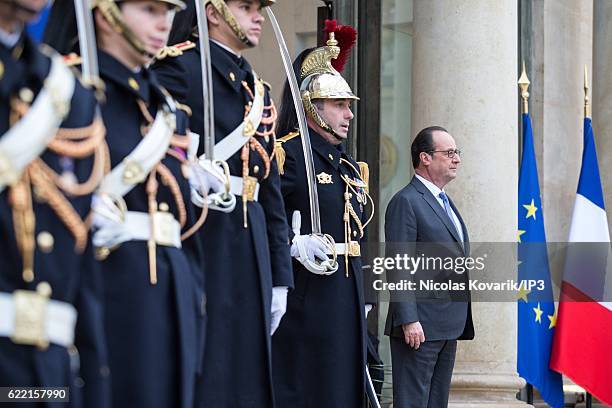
154,39,293,407
97,50,205,408
272,129,369,407
0,34,110,408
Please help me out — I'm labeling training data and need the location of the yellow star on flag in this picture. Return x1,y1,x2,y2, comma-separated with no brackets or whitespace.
523,199,538,220
517,286,530,302
548,309,557,329
518,230,526,243
533,302,543,323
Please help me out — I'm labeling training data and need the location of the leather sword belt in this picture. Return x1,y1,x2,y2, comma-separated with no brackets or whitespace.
229,175,260,202
93,211,182,250
325,241,361,257
0,289,77,349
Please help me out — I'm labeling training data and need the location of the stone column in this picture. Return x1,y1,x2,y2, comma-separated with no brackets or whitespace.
538,0,592,245
593,0,612,237
411,1,525,406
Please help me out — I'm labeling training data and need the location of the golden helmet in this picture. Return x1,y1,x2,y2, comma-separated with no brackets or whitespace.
205,0,275,47
299,20,359,137
92,0,186,56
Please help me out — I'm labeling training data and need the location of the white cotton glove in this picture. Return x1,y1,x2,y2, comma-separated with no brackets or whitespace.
91,194,129,249
290,234,329,263
189,158,236,212
365,304,373,318
290,234,338,275
270,286,288,335
189,159,226,198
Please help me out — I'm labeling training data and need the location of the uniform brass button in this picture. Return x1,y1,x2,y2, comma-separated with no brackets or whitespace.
353,230,357,237
159,202,170,212
37,281,52,297
253,165,259,174
128,77,140,91
328,154,334,161
19,87,34,103
229,72,236,81
37,231,54,253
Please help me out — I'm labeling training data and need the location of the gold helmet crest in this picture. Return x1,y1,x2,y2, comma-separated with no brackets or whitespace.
299,21,359,138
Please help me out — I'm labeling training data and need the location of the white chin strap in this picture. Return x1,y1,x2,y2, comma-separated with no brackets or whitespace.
291,211,339,275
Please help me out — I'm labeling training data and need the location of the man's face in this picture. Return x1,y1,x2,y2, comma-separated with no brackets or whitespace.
314,98,354,143
226,0,264,48
422,130,461,187
120,1,174,62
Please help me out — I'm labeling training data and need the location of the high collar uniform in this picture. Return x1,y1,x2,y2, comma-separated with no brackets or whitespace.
272,128,370,407
96,50,205,408
153,39,293,407
0,33,110,408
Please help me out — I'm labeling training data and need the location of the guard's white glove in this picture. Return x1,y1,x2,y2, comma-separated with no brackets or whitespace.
365,304,373,318
91,193,129,250
189,159,226,199
290,234,329,263
270,286,288,335
290,211,338,275
190,158,236,212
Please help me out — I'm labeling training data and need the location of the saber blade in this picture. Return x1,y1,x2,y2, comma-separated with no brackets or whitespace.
194,0,216,160
266,8,321,234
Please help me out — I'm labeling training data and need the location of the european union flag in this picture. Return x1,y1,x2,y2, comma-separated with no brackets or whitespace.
517,112,564,408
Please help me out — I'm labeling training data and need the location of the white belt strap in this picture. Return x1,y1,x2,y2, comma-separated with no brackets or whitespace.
0,53,76,192
0,292,77,348
97,105,176,199
93,211,182,249
325,242,361,257
211,73,265,162
229,175,260,202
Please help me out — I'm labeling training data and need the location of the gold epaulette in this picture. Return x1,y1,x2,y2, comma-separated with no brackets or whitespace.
274,131,300,175
156,41,196,61
63,53,82,67
357,161,369,193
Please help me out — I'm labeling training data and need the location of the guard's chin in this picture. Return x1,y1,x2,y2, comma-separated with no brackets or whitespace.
245,34,260,48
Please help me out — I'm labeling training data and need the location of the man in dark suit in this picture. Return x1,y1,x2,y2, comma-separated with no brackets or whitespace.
385,126,474,408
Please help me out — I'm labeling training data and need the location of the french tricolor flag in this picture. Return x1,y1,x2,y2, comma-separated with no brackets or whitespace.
550,117,612,406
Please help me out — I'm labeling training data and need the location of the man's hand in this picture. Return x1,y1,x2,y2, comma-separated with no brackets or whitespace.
402,321,425,349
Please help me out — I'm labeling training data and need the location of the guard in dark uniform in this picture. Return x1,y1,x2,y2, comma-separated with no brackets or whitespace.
44,1,212,407
0,1,110,407
272,21,374,407
153,1,294,406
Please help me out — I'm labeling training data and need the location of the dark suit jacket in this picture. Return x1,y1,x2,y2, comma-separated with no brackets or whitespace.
384,176,474,341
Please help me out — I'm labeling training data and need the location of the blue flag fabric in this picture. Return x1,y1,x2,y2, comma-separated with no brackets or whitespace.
517,113,564,408
26,2,51,44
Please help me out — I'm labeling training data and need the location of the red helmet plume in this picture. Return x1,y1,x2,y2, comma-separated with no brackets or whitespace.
322,19,357,73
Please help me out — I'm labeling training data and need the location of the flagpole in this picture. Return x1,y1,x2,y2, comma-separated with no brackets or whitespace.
517,60,535,406
582,63,594,408
584,64,590,119
518,61,530,114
